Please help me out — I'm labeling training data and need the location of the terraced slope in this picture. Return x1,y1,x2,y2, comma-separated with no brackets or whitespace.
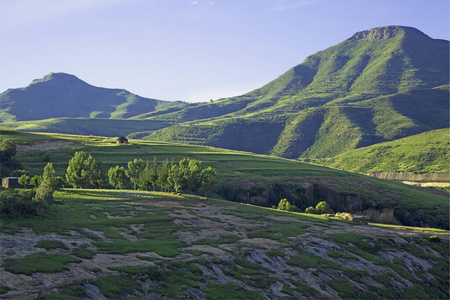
1,190,448,299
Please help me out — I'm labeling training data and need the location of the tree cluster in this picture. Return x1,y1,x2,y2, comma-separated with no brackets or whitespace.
66,151,106,188
305,201,334,214
65,151,217,196
277,198,296,212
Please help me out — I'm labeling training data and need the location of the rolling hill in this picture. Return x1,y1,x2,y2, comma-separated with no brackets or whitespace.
2,129,448,229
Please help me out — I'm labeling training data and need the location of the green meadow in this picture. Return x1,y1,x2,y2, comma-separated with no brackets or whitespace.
2,129,448,229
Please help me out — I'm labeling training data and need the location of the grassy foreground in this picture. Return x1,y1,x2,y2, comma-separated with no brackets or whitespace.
0,189,448,299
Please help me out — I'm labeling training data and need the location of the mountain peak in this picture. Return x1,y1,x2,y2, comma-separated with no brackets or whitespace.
30,72,87,85
348,26,428,41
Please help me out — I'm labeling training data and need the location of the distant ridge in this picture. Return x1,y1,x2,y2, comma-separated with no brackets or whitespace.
0,72,186,122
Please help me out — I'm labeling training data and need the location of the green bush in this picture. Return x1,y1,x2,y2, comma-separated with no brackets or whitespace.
428,235,441,243
316,201,334,214
278,198,293,211
0,189,37,216
305,206,317,214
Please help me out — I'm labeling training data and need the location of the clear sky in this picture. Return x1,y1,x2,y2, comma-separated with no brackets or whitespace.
1,0,449,102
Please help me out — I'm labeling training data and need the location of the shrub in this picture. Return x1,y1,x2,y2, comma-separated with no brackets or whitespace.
305,206,317,214
316,201,334,214
278,198,293,211
429,236,441,243
0,189,37,216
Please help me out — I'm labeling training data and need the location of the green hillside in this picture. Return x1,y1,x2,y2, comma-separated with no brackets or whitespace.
1,189,448,299
2,130,448,229
0,72,186,122
141,26,449,158
314,128,449,174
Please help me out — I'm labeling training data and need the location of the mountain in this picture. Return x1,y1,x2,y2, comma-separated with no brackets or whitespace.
0,72,186,122
141,26,449,158
1,26,449,160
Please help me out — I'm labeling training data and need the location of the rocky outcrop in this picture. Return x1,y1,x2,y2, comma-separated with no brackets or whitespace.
363,207,400,225
348,26,426,40
335,212,370,224
369,171,450,183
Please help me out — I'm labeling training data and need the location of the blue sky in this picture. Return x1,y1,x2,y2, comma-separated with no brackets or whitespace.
1,0,448,102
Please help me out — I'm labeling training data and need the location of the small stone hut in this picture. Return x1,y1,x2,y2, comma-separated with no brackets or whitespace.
2,177,21,188
117,136,128,144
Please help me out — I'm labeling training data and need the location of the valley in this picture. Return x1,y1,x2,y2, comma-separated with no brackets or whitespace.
1,25,449,299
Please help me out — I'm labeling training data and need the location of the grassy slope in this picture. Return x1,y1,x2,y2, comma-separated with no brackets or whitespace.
313,128,449,174
2,130,448,229
1,189,448,299
0,118,172,138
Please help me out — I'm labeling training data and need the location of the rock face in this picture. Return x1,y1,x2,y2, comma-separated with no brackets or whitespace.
369,171,450,183
362,208,400,224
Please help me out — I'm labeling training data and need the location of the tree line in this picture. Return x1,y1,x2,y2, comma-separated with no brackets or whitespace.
65,151,218,196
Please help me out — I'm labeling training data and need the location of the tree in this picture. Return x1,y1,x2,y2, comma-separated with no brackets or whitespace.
126,159,145,190
315,201,334,214
178,158,203,193
148,157,159,191
55,176,66,189
89,158,106,188
278,198,293,211
0,138,16,163
30,175,42,187
168,164,182,193
18,174,30,188
108,166,130,189
200,166,217,197
34,163,57,210
0,138,22,177
137,161,152,190
156,158,171,192
66,151,92,188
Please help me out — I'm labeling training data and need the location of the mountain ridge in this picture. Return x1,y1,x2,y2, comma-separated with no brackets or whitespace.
0,72,186,122
1,25,448,160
